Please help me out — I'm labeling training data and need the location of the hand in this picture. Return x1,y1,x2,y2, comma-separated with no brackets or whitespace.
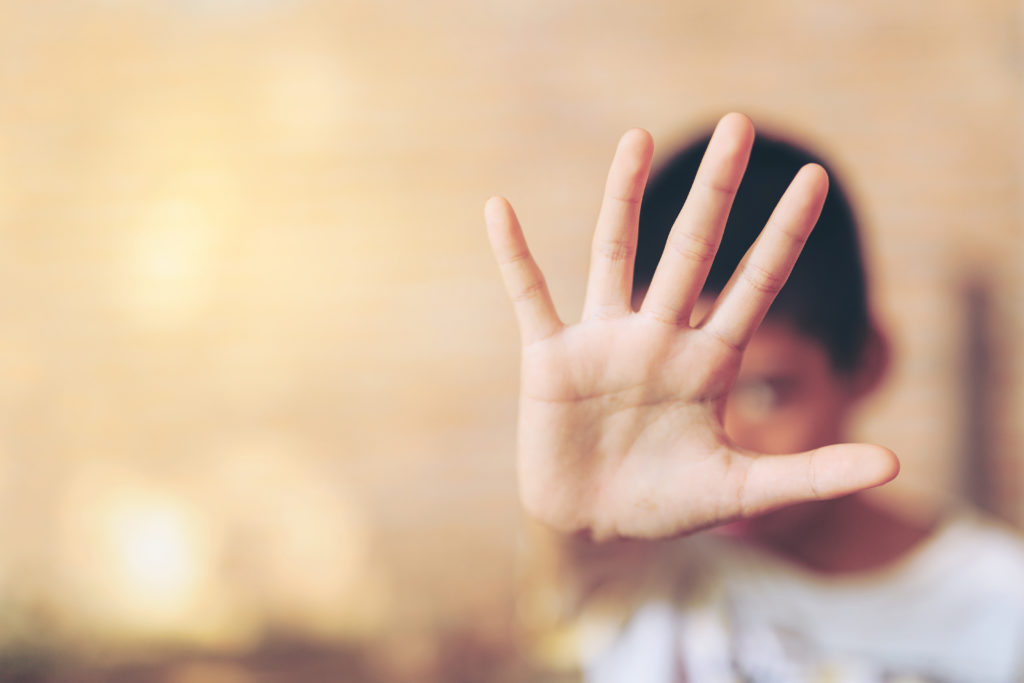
486,113,899,541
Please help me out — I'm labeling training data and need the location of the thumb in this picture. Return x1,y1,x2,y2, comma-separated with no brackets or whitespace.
735,443,900,519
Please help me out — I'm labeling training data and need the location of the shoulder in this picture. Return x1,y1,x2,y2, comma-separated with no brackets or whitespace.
899,508,1024,642
905,510,1024,679
926,510,1024,587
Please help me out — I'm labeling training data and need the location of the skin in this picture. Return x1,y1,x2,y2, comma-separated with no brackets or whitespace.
719,318,930,572
485,113,900,544
724,319,858,458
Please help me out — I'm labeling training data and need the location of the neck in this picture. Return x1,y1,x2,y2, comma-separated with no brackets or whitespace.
739,494,936,574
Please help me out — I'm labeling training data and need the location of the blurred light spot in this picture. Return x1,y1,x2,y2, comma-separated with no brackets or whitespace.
202,432,392,639
58,467,221,641
120,199,219,329
109,496,204,617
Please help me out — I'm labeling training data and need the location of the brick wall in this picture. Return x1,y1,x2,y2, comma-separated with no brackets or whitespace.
0,0,1019,669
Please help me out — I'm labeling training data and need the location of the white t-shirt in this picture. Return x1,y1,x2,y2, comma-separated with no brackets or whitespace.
584,512,1024,683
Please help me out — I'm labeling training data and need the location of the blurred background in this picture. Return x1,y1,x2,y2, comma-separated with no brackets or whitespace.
0,1,1021,681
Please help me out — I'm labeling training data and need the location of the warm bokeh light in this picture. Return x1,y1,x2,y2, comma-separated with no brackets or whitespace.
120,199,220,329
110,497,205,615
57,466,220,642
198,432,391,641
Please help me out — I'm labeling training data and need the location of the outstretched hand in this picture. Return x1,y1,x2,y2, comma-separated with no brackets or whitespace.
486,114,898,542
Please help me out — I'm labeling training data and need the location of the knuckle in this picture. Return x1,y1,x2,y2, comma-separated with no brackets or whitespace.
641,300,683,326
808,453,824,499
741,263,785,295
587,304,623,321
608,191,643,207
511,278,547,303
778,225,810,247
499,249,531,267
695,173,739,199
667,230,717,265
596,239,636,263
700,323,744,353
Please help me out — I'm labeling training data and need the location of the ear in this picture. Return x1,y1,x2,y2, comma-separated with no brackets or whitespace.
849,323,891,400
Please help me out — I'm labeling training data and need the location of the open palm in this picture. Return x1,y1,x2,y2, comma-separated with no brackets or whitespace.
486,114,898,541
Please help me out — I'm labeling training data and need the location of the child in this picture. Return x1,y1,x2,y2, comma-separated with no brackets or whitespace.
486,114,1024,681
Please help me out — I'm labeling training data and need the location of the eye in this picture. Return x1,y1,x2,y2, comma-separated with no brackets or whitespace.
730,377,795,421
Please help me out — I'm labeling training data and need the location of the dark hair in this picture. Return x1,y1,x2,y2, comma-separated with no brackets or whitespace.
633,128,871,373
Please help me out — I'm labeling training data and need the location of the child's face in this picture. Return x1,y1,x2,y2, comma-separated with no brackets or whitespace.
724,318,861,455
